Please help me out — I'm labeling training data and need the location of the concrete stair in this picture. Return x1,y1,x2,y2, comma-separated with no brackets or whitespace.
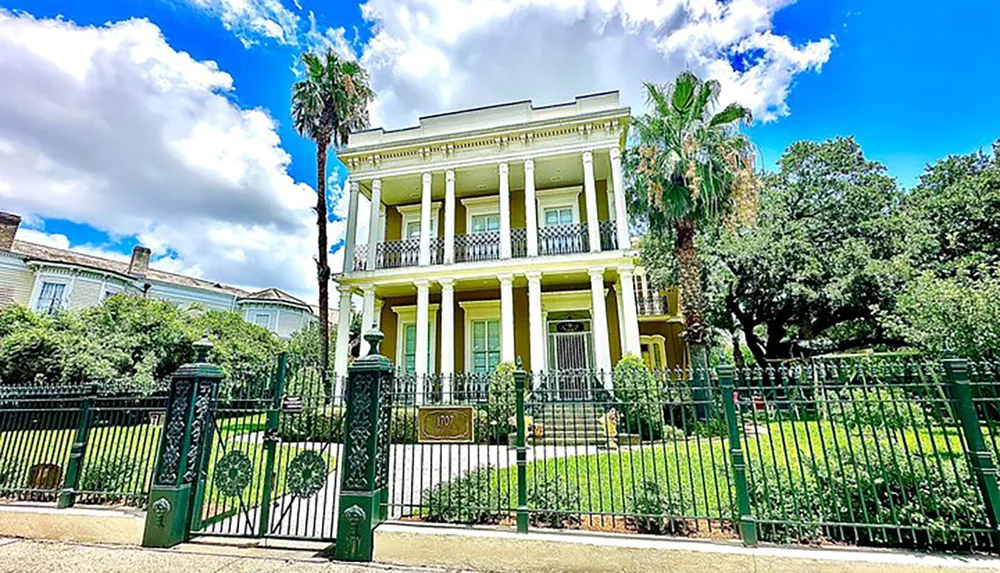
531,403,609,446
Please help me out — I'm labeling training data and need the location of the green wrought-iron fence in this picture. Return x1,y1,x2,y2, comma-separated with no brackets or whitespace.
385,358,1000,553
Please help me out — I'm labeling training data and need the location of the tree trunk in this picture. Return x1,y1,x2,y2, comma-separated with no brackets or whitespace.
674,219,706,345
732,330,746,368
316,143,331,380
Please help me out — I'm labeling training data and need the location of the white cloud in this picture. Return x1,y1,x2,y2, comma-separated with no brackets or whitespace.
186,0,299,47
342,0,832,128
14,228,71,250
0,11,321,301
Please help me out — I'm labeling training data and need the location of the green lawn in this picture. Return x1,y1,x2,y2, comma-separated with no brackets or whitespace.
480,421,969,520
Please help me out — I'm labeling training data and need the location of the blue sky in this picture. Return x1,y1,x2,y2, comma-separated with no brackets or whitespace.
0,0,997,299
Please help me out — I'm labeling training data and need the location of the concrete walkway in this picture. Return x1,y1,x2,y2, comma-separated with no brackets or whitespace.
0,537,433,573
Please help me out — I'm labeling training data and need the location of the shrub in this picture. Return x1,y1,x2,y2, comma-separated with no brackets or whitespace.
751,442,988,549
80,456,137,494
626,479,693,535
528,473,581,528
613,355,665,440
836,386,926,431
278,406,344,442
484,362,517,443
423,466,508,524
0,458,18,489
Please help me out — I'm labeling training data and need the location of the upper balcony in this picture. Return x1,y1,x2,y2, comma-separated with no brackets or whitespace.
343,147,631,275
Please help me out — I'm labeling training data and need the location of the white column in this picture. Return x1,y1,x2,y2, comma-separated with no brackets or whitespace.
414,279,430,405
419,172,432,266
365,178,382,271
499,273,515,363
609,147,630,249
440,278,455,399
359,286,376,356
444,169,456,264
582,151,601,252
524,159,538,257
499,162,511,259
589,267,613,383
342,179,361,272
618,267,642,357
526,271,545,373
333,286,354,393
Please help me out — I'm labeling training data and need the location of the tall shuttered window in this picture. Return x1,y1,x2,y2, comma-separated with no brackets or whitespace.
471,319,501,373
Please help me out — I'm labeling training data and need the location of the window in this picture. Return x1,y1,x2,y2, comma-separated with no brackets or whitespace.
35,282,65,315
471,319,501,373
470,213,500,234
253,313,270,328
402,323,433,373
544,207,574,226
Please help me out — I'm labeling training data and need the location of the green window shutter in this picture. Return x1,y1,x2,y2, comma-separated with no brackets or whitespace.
404,324,417,372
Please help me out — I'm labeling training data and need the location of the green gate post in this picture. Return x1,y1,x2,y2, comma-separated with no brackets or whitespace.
335,331,393,562
514,359,529,534
142,337,222,548
57,383,98,509
944,356,1000,545
257,351,288,537
718,365,757,546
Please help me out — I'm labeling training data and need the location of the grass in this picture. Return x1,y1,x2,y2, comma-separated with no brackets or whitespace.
0,413,335,510
457,420,970,523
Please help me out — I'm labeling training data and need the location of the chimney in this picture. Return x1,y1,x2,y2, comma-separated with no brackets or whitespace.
129,245,151,277
0,212,21,251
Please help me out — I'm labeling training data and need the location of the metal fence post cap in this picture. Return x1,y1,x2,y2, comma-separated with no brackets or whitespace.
351,330,391,371
174,336,223,380
193,335,213,363
364,330,384,356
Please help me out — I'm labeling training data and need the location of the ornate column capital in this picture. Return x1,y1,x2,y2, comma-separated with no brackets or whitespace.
362,284,376,295
497,272,514,284
370,178,382,192
582,150,594,165
498,161,509,175
617,264,635,279
339,284,355,294
609,147,621,161
422,172,432,184
588,266,606,280
445,169,455,183
439,277,454,288
524,158,534,172
413,279,430,289
525,270,542,282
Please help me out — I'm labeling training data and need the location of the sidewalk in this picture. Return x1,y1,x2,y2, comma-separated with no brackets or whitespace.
0,537,436,573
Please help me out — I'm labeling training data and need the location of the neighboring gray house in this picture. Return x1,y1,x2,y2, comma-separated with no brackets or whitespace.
0,211,320,339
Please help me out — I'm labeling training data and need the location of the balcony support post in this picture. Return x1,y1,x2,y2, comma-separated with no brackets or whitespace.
414,280,430,405
617,266,642,356
526,271,544,374
610,147,630,249
583,151,601,253
366,178,382,271
524,159,538,257
343,179,361,273
419,173,432,266
439,278,455,400
589,267,613,385
499,162,512,259
444,170,456,264
499,273,515,363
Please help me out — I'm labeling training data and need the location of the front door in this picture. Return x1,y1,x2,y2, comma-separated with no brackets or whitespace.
548,319,593,400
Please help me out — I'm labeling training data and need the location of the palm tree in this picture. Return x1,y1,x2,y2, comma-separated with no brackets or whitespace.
623,72,758,357
291,49,374,377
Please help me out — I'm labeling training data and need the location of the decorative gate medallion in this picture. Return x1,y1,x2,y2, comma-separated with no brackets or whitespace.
286,450,327,498
214,450,252,497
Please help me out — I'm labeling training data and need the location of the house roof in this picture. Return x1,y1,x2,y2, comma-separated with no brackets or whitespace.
239,287,312,310
4,239,315,313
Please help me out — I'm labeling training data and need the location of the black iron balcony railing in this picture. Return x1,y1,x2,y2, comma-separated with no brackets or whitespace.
455,231,500,263
377,237,421,269
511,228,528,258
599,220,618,251
352,246,367,272
636,289,682,317
428,237,445,265
538,222,590,256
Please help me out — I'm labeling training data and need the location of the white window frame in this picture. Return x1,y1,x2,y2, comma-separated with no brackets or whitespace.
398,203,441,239
252,312,272,329
460,196,501,235
458,300,502,373
640,334,668,371
392,304,439,374
29,275,72,315
535,186,582,227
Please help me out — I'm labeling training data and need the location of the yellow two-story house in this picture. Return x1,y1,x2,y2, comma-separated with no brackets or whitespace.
334,91,685,400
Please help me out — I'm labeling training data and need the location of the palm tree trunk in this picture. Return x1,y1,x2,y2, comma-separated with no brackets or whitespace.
316,142,331,380
674,219,705,345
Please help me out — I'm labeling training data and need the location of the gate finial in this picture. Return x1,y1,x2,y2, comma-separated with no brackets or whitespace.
363,330,384,356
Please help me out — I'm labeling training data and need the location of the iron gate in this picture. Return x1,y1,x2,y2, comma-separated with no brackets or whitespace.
191,353,344,540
